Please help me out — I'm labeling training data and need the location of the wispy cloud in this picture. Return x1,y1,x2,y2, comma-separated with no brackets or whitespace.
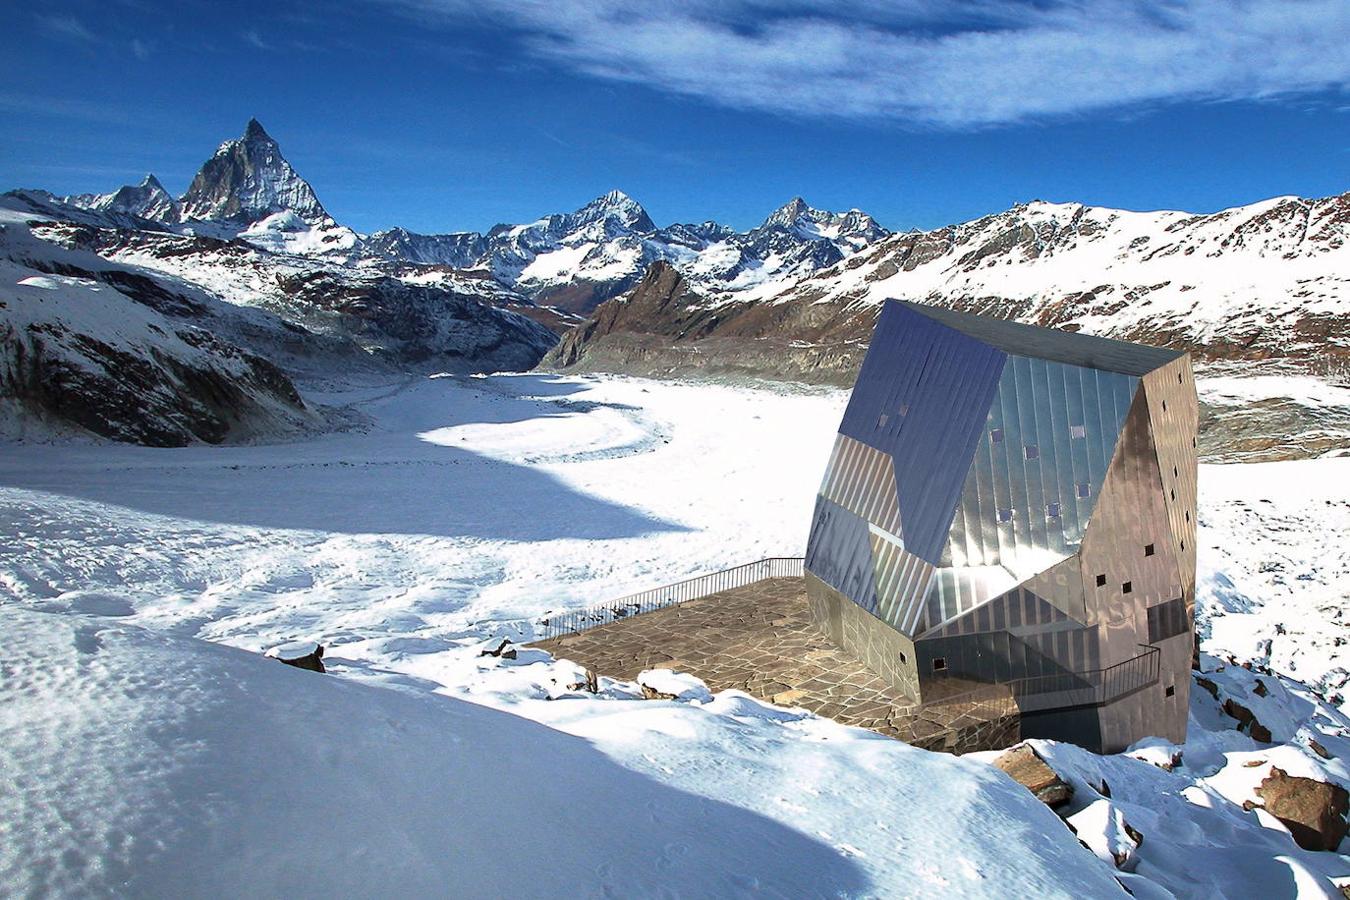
131,38,151,59
242,28,272,50
377,0,1350,128
36,13,99,44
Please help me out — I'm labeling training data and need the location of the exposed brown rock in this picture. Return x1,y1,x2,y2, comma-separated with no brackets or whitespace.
992,744,1074,808
271,643,325,673
1254,767,1349,851
1196,676,1220,699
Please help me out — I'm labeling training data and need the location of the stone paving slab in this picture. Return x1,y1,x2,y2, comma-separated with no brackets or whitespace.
530,577,1019,750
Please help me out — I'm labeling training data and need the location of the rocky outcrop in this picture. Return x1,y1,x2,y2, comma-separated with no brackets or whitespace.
1252,767,1349,851
992,744,1074,808
266,641,326,673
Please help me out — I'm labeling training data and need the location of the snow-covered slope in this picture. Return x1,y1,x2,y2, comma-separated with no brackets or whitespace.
1,604,1124,897
0,207,321,445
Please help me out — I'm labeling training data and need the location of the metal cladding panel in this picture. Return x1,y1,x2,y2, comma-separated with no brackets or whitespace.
941,355,1137,579
838,301,1007,564
1140,356,1199,603
818,434,902,537
804,495,879,615
868,526,936,635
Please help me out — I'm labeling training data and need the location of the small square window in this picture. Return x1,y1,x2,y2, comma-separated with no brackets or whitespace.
1122,581,1133,594
899,651,907,664
990,428,1004,443
1024,444,1039,460
878,413,889,428
1096,573,1107,587
1069,424,1086,439
997,507,1015,524
1145,543,1155,557
1046,502,1061,519
899,403,910,416
1077,482,1091,499
1165,685,1176,697
932,657,947,672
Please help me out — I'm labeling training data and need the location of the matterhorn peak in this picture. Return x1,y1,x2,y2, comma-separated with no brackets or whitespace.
179,118,329,226
243,117,274,144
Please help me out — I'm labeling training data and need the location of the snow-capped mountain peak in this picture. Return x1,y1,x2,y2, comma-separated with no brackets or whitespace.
66,172,181,224
179,118,329,226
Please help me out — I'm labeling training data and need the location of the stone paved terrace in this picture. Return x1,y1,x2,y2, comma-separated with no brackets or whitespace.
529,577,1020,751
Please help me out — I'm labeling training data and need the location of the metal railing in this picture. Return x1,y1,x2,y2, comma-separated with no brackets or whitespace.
536,557,805,640
1011,644,1160,712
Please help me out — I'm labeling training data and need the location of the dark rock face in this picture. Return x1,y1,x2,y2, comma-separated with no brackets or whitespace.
2,315,310,448
271,643,326,673
992,744,1074,808
274,270,557,371
1254,767,1349,851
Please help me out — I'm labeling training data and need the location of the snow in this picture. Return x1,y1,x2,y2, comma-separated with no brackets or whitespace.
3,370,1350,896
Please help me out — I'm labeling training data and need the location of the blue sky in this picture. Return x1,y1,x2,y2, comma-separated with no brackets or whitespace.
2,0,1348,235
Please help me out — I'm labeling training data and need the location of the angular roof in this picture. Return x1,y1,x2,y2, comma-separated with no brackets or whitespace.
894,300,1185,376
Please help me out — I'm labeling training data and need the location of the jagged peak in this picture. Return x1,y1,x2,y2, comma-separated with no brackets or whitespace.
764,196,811,227
140,173,167,192
571,189,654,231
243,117,273,143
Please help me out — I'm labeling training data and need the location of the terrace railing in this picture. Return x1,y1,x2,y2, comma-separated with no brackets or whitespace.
536,557,805,640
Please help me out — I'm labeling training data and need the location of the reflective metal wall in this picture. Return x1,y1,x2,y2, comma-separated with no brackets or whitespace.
804,299,1198,753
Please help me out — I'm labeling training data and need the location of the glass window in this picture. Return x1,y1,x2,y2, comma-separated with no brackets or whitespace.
1046,502,1061,518
997,507,1015,524
1069,424,1086,439
898,403,910,416
1077,482,1091,499
878,413,889,428
1024,444,1039,460
1095,573,1106,587
1122,581,1133,594
990,428,1004,443
1145,543,1155,557
932,657,947,672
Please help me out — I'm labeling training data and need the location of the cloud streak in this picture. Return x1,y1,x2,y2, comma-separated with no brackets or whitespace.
381,0,1350,127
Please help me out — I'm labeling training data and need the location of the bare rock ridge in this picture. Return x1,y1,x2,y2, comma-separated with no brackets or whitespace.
179,118,330,226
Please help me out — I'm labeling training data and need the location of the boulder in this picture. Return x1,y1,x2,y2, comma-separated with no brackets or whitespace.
1223,698,1272,743
1254,767,1349,851
266,641,325,673
992,744,1073,808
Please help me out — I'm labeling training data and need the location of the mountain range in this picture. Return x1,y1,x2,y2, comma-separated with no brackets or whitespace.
3,118,1348,450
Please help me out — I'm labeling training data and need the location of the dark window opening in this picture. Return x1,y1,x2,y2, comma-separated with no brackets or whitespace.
1096,573,1107,587
1145,543,1155,557
990,428,1004,443
1163,400,1168,411
1173,465,1179,478
1077,482,1091,499
1171,489,1176,502
1024,444,1039,460
1180,540,1185,551
1178,373,1183,384
932,657,947,672
997,507,1015,524
1185,510,1191,523
1046,502,1061,519
1122,581,1133,594
1165,685,1176,697
1192,436,1197,448
898,651,907,664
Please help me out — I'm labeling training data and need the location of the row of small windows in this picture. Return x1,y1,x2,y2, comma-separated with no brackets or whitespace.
994,484,1093,524
990,425,1087,446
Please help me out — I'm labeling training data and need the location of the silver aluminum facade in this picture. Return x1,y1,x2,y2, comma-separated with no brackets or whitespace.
805,300,1198,753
